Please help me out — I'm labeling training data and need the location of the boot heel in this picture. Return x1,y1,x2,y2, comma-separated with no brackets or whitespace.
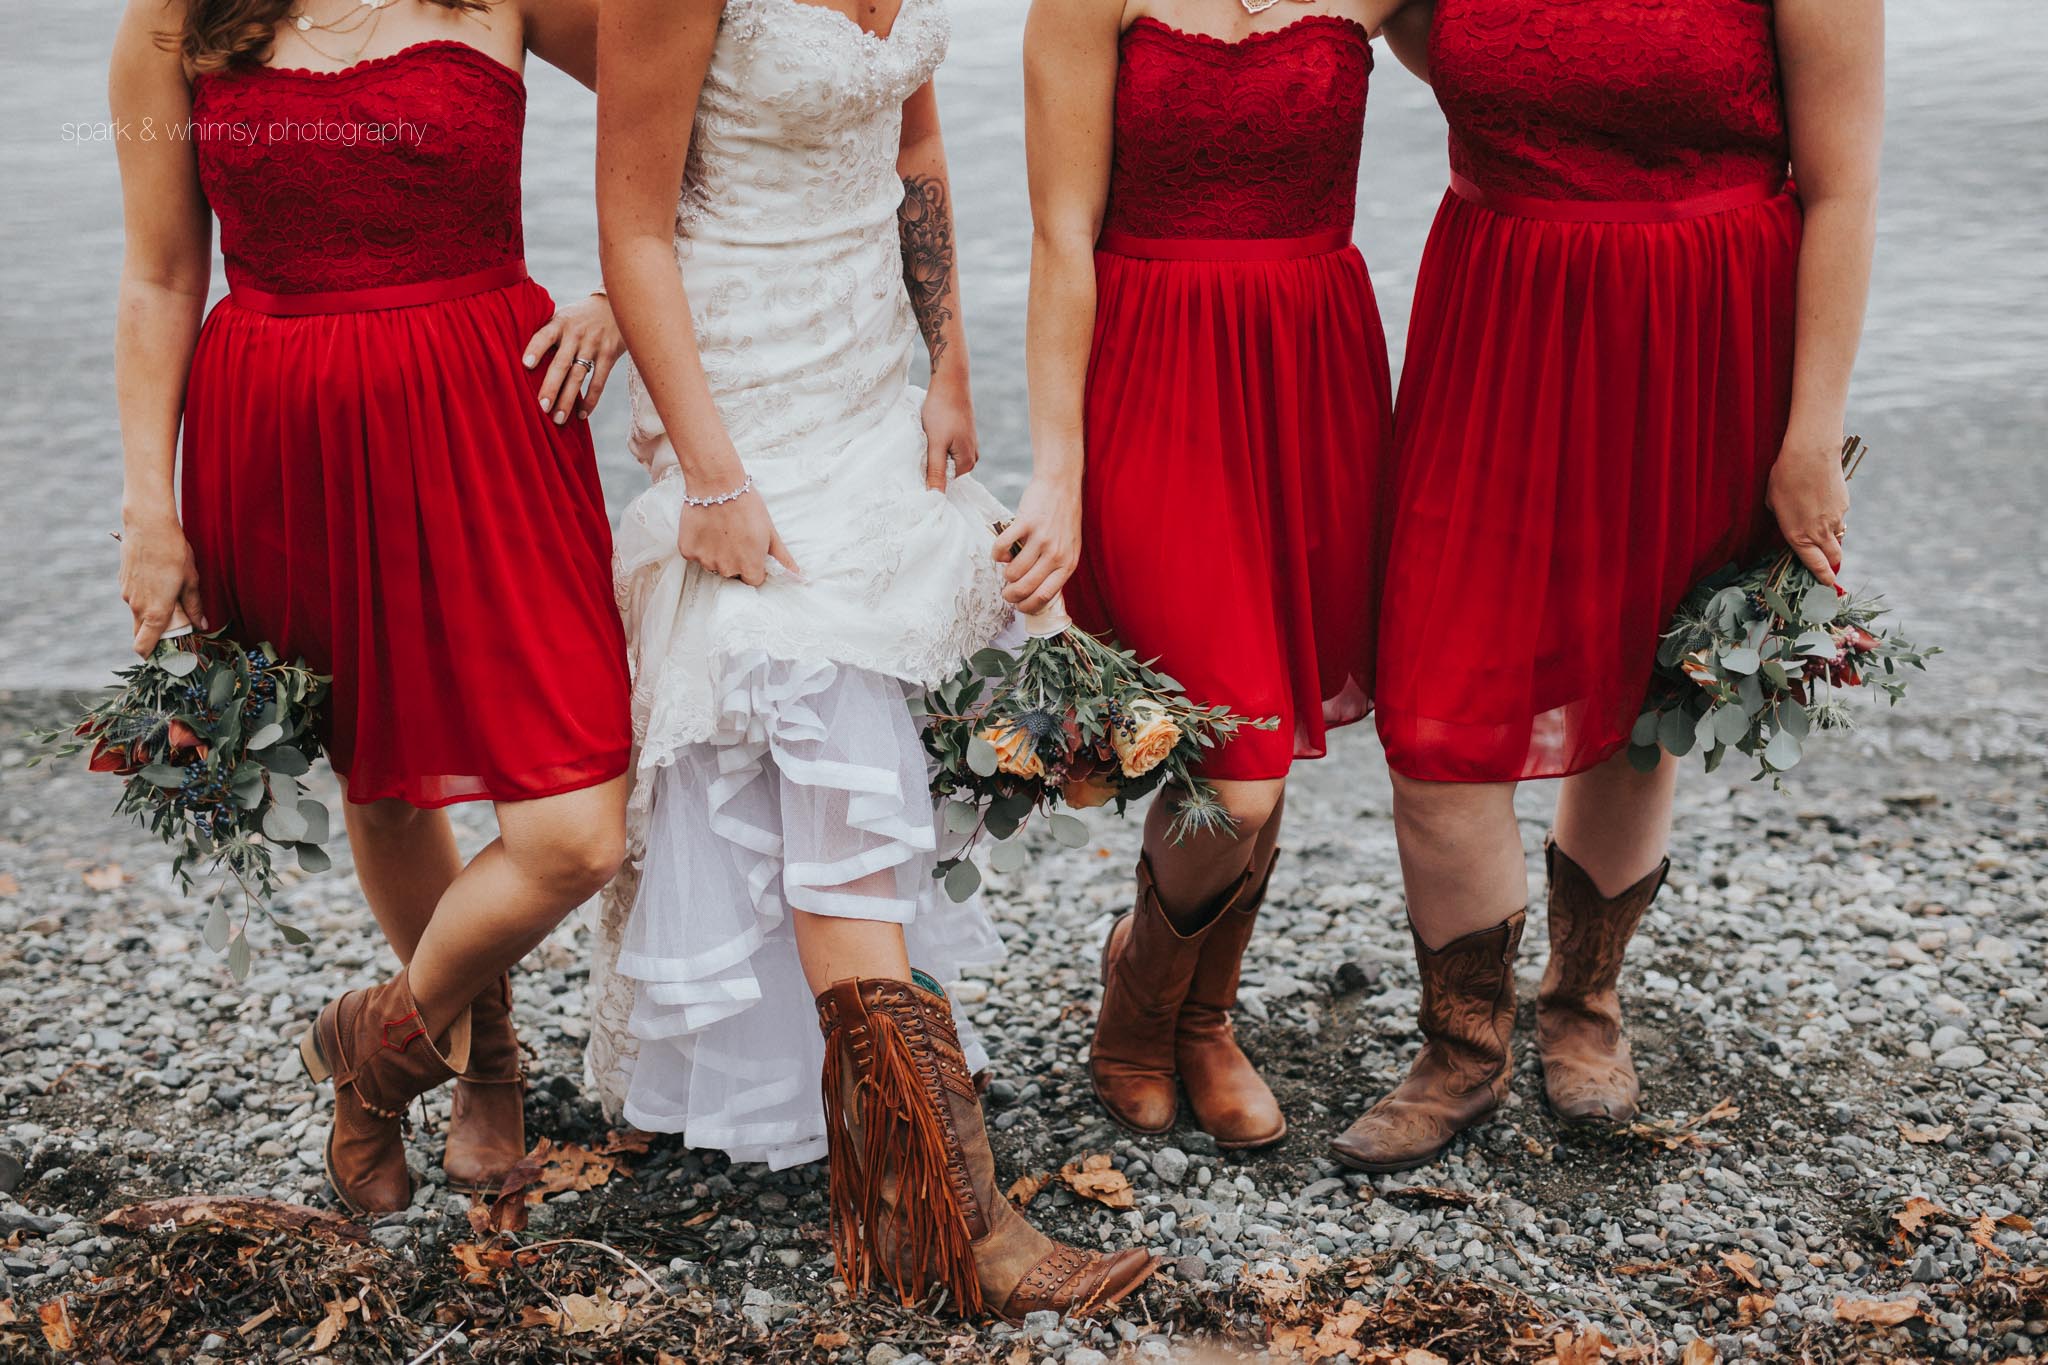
298,1027,332,1083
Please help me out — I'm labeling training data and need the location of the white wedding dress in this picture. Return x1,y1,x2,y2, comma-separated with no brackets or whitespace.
584,0,1013,1170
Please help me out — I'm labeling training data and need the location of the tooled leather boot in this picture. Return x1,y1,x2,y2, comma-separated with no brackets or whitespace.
1177,850,1285,1149
443,973,526,1193
818,976,1158,1321
1329,911,1524,1173
1090,854,1255,1134
1537,842,1668,1125
299,971,473,1216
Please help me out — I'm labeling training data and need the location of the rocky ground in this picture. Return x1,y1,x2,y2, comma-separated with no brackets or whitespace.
1,688,2044,1363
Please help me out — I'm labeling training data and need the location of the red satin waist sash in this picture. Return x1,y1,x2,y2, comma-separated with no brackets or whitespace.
1097,226,1353,261
228,260,530,317
1449,174,1792,224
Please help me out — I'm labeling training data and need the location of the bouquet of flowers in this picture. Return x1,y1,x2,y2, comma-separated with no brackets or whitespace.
35,626,334,978
1628,437,1935,784
917,597,1276,902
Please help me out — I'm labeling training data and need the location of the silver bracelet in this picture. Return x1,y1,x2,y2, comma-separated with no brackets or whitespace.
681,474,756,508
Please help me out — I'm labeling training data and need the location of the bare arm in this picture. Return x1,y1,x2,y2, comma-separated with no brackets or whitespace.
597,0,795,584
521,0,598,89
110,0,212,653
1380,0,1433,83
1766,0,1884,586
1006,0,1121,614
898,81,979,488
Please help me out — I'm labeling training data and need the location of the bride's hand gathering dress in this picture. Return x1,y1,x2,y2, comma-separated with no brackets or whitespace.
584,0,1013,1169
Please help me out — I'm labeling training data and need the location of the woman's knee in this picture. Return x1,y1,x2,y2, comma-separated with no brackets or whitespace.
1207,778,1285,840
1390,771,1505,847
500,786,628,900
346,797,437,840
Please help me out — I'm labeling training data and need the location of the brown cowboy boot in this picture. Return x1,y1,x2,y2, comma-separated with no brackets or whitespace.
1537,842,1668,1125
1177,850,1286,1149
443,973,526,1193
1090,855,1254,1134
298,970,472,1216
818,976,1158,1321
1329,911,1524,1173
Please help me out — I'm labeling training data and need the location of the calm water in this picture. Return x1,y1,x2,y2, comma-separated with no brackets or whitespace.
4,2,2044,746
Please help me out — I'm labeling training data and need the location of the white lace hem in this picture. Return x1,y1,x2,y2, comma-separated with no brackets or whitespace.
585,651,1004,1170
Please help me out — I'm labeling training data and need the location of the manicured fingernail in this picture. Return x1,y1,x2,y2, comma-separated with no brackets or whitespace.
555,411,567,424
524,355,536,367
540,399,550,412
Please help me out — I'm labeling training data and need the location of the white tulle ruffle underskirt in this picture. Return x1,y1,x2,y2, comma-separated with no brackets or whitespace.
590,651,1004,1169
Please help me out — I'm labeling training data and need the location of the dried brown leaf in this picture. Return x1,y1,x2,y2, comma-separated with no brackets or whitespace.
1059,1153,1135,1210
82,864,128,891
1897,1122,1954,1144
0,1299,15,1326
1892,1196,1946,1244
1735,1292,1776,1325
1553,1326,1612,1365
1681,1342,1719,1365
814,1329,851,1349
308,1296,356,1353
102,1195,368,1244
557,1290,629,1337
0,874,19,897
1008,1171,1051,1208
1720,1250,1763,1288
37,1299,74,1351
1380,1185,1473,1208
1834,1296,1922,1326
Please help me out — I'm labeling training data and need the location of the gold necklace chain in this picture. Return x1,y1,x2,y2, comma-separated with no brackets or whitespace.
283,0,392,63
1238,0,1320,14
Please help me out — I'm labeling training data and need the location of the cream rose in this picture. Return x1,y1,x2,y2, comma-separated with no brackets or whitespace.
1111,700,1181,779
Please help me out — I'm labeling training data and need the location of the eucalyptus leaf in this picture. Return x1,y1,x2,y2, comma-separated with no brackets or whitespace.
296,843,332,874
207,667,237,707
297,798,331,845
1782,702,1814,739
1626,742,1663,774
1738,673,1766,717
989,838,1029,874
1795,630,1836,657
1722,647,1760,676
966,736,1000,778
246,722,285,751
943,859,982,903
943,800,982,834
1713,704,1752,747
157,649,201,678
228,931,251,982
275,922,312,946
262,746,312,777
1047,813,1091,848
1656,707,1696,757
1630,710,1662,748
969,648,1011,677
1692,709,1720,753
1763,726,1804,771
1799,581,1842,625
141,763,186,789
203,901,230,954
985,804,1023,841
262,803,309,844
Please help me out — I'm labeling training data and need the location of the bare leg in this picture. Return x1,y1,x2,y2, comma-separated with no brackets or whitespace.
1142,778,1287,929
1390,773,1526,947
405,776,629,1037
794,873,915,995
1551,748,1679,894
340,789,462,962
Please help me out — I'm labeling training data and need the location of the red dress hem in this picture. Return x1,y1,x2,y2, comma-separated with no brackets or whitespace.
337,749,632,810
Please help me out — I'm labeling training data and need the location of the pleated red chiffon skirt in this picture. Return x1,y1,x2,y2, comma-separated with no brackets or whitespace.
1376,184,1802,782
180,275,632,807
1067,234,1391,781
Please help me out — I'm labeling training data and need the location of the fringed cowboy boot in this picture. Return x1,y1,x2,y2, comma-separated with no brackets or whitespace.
443,972,526,1193
1176,850,1286,1149
299,970,473,1216
1090,854,1257,1134
1329,911,1524,1173
817,976,1158,1321
1537,842,1668,1124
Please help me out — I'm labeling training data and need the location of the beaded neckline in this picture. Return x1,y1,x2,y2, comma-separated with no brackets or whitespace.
1125,13,1371,53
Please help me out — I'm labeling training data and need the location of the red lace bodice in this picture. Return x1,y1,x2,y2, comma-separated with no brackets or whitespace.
190,41,526,295
1104,17,1371,240
1430,0,1788,201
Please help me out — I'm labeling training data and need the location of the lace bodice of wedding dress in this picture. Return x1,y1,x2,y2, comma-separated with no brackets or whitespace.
587,0,1010,1157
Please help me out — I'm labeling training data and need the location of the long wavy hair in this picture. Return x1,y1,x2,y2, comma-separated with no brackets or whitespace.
175,0,489,73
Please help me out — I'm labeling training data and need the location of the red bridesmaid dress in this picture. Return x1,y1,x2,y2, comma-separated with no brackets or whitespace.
1376,0,1802,783
180,42,631,807
1066,17,1391,782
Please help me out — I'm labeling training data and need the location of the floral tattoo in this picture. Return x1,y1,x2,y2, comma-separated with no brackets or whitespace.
898,173,956,370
